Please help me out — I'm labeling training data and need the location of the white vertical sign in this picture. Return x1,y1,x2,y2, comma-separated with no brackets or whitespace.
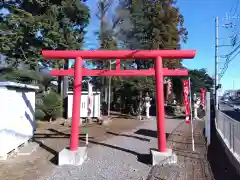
205,92,211,145
87,82,93,118
189,77,195,152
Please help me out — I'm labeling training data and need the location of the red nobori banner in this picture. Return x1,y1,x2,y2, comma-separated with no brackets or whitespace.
183,80,190,124
200,88,206,107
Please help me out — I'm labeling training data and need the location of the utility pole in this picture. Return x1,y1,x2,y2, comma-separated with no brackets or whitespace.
108,60,116,117
215,17,219,109
108,60,112,117
63,60,69,119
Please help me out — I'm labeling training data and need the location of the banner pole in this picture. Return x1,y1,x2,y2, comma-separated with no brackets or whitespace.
189,77,195,151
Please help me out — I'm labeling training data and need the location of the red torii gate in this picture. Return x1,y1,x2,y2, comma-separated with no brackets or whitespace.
42,50,196,153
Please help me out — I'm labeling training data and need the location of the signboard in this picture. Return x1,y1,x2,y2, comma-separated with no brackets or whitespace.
200,88,206,108
205,92,211,145
87,82,93,118
183,80,190,124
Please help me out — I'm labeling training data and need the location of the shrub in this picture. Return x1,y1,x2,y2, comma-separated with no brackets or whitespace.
36,91,63,122
35,109,45,120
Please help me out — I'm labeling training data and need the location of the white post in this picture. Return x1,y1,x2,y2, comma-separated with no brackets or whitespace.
215,17,219,110
88,82,93,118
205,92,211,145
107,60,111,117
86,131,89,146
107,60,116,117
189,78,195,152
86,82,93,145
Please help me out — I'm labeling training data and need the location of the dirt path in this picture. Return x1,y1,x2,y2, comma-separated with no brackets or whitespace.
0,118,143,180
146,120,214,180
167,120,213,179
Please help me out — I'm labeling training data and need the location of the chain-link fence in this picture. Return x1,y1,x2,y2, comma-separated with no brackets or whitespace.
216,110,240,162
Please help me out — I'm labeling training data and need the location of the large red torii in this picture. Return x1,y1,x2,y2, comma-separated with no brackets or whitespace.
42,50,196,154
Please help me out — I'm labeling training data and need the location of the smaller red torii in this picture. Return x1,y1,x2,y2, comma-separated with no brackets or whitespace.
42,50,196,154
50,68,188,76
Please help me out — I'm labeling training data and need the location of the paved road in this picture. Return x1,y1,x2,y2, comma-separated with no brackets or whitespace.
219,103,240,121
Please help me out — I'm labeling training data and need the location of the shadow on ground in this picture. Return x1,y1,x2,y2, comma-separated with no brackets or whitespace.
33,128,169,166
207,118,240,180
107,131,151,142
33,128,95,165
134,128,169,139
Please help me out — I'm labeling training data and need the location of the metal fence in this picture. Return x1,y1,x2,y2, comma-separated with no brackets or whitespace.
216,110,240,161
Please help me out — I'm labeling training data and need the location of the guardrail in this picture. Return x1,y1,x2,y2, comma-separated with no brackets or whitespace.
215,110,240,163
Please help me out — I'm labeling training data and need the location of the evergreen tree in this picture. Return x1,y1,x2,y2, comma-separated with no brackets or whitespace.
189,68,214,92
94,0,118,102
118,0,188,69
0,0,90,69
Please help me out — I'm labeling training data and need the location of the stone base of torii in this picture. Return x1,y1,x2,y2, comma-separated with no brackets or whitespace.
42,49,196,166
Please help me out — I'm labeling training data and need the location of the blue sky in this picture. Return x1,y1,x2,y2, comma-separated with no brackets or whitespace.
84,0,240,94
177,0,240,95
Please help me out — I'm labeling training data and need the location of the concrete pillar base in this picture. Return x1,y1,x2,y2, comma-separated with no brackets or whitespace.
58,147,87,166
151,148,177,166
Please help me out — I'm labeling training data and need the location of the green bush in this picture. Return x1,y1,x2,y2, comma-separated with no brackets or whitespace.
35,109,45,120
36,91,63,121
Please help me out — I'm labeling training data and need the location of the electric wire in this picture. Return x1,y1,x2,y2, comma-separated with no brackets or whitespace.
218,1,240,79
219,49,240,79
232,0,239,17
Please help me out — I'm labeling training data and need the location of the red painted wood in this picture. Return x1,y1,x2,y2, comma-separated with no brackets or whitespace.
42,49,196,153
70,57,83,151
42,50,196,59
155,56,166,152
50,68,188,77
116,59,120,70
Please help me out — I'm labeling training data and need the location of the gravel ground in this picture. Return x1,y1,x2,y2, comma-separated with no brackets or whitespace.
0,118,144,180
39,118,183,180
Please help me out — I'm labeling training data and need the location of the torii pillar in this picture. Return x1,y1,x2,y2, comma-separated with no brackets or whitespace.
42,50,196,166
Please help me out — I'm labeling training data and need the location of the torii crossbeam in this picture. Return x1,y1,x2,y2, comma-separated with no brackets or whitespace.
42,50,196,154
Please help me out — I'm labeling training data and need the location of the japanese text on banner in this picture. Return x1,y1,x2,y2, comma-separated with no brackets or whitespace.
183,80,190,124
200,88,206,108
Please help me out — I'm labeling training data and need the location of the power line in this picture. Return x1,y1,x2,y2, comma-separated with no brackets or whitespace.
214,13,240,107
219,49,240,79
217,11,240,81
232,0,240,17
219,39,240,79
230,1,235,13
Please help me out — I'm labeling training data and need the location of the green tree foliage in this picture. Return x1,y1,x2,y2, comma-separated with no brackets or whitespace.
0,67,40,82
0,67,56,91
170,69,214,104
118,0,188,69
93,0,119,101
36,90,63,121
0,0,90,69
110,76,155,114
85,0,189,113
189,68,214,92
109,0,189,111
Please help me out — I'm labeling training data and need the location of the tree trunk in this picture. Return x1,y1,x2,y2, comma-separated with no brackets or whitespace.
101,77,105,102
137,91,143,120
104,85,108,102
